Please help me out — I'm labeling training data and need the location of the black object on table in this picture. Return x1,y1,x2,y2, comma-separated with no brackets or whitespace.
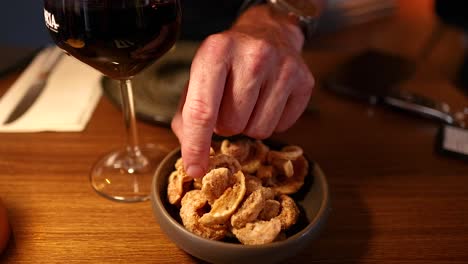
435,0,468,95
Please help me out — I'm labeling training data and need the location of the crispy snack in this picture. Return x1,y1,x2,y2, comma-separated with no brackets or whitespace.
241,140,270,174
209,147,216,156
274,195,300,230
220,139,251,162
209,154,242,175
199,171,246,225
201,168,230,204
271,158,294,178
193,177,203,190
272,155,309,195
180,190,227,240
258,199,281,221
257,165,275,180
175,158,190,179
166,158,194,205
231,187,274,229
267,145,303,163
169,138,309,245
167,171,186,205
245,174,263,196
232,219,282,245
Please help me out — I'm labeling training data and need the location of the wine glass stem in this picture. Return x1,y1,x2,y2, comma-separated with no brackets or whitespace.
120,79,142,160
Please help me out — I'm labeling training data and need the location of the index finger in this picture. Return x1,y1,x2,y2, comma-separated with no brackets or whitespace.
181,35,231,178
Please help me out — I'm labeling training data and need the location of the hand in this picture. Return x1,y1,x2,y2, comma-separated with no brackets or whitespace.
171,4,315,178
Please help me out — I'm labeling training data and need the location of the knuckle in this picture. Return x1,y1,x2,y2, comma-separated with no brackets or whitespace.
277,57,299,86
183,98,216,127
251,39,274,60
247,40,274,74
202,33,233,55
194,33,232,71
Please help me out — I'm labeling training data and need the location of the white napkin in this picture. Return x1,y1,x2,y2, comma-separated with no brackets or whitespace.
0,47,102,132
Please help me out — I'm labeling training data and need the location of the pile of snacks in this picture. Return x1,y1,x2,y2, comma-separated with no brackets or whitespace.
167,138,309,245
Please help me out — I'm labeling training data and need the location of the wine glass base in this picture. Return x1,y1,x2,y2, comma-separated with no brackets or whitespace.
90,143,169,202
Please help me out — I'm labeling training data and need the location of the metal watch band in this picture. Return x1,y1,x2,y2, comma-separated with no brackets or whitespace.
239,0,317,41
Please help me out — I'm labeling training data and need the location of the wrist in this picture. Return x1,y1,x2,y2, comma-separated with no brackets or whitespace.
239,0,323,44
234,4,305,51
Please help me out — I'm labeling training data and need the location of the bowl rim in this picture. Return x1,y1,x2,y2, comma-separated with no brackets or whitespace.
151,146,330,249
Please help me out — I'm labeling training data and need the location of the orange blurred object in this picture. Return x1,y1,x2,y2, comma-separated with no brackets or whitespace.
0,198,10,254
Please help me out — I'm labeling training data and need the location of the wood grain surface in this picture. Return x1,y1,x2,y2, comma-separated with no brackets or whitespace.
1,0,468,263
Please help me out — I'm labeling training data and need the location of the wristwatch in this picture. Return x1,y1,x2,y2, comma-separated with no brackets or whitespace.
239,0,321,41
266,0,321,41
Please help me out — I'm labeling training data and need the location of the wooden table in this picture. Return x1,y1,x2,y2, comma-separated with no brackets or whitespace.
1,1,467,263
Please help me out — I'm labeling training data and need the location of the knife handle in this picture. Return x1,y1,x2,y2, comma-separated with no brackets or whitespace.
382,90,457,125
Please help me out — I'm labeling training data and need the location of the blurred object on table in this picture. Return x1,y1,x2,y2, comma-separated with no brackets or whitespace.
324,49,460,126
434,0,468,95
102,42,198,126
317,0,396,33
0,47,102,133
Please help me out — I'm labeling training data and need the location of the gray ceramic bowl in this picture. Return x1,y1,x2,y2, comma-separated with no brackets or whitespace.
151,147,330,264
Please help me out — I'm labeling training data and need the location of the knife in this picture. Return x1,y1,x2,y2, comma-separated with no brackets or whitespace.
3,47,64,125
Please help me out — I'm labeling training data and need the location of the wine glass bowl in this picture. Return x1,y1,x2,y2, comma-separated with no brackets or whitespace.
44,0,181,202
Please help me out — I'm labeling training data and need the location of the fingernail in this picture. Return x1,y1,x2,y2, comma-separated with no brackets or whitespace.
186,165,204,178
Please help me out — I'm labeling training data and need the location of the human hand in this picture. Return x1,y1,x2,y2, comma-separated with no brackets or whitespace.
171,4,314,178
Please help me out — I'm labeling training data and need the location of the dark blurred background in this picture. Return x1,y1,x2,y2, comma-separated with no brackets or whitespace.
1,0,467,90
1,1,51,47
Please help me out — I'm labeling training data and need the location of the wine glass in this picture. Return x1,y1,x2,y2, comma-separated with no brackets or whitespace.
43,0,181,202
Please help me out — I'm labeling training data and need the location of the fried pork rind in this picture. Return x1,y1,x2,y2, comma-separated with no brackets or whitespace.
167,162,193,205
274,195,300,230
232,219,282,245
193,177,203,190
271,159,294,178
267,145,303,162
180,190,227,240
167,171,185,205
169,139,309,245
199,171,246,225
272,155,309,195
258,199,281,221
175,158,190,179
208,154,242,174
230,187,274,229
201,168,230,204
245,174,263,196
241,140,270,174
220,139,251,162
257,165,275,180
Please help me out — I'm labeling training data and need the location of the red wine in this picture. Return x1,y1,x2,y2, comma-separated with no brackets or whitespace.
44,0,180,79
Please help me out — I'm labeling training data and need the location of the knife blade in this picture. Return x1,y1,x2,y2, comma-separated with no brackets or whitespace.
3,47,64,125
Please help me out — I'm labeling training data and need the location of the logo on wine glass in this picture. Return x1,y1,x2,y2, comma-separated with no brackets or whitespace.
44,9,60,33
114,40,135,49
